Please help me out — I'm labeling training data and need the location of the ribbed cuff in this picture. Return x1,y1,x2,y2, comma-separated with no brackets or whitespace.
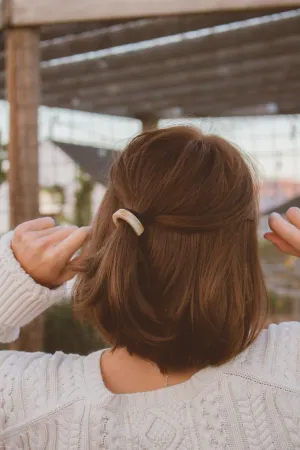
0,232,66,340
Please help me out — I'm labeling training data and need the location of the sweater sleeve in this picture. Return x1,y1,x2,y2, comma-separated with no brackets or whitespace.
0,231,66,343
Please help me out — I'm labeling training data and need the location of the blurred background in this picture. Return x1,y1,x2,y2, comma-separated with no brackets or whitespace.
0,1,300,353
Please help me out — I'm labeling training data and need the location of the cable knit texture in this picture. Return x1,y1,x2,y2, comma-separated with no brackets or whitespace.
0,233,300,448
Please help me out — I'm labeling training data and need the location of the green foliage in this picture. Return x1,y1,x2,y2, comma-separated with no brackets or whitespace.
0,142,7,185
259,240,285,264
74,169,95,227
268,290,293,315
0,161,6,185
44,302,105,355
42,184,65,204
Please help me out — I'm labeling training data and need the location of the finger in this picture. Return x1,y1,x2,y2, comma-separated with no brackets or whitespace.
52,226,91,264
67,253,84,271
286,207,300,228
272,241,298,256
268,213,300,250
264,231,279,242
58,255,84,284
44,226,79,246
264,232,299,256
35,225,78,239
57,268,78,284
16,217,55,234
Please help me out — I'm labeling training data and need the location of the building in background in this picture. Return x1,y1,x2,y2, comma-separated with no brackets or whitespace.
259,179,300,237
0,141,112,233
260,179,300,213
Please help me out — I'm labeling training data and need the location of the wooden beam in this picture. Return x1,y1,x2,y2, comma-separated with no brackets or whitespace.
3,14,296,92
0,0,4,28
36,33,299,100
151,91,300,117
38,12,300,86
171,93,300,116
41,52,300,108
1,10,297,84
11,11,274,65
139,114,159,131
277,101,300,115
6,27,43,352
45,90,300,117
0,0,10,28
39,12,262,62
187,97,300,117
45,81,300,117
9,0,300,26
40,22,109,41
7,28,40,227
43,64,300,115
128,81,300,115
1,13,259,69
101,77,300,112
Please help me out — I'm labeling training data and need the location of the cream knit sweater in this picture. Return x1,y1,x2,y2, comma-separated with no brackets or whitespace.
0,232,300,449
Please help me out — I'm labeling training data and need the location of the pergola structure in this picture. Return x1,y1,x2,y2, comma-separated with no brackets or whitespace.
1,0,300,349
1,0,300,224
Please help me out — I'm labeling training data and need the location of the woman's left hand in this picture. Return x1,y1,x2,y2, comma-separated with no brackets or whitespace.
264,207,300,257
11,217,90,288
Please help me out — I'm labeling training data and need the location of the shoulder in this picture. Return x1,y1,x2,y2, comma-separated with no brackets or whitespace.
0,348,84,377
265,321,300,383
228,322,300,385
0,350,101,432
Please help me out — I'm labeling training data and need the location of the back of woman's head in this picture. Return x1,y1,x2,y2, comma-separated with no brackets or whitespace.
73,125,267,371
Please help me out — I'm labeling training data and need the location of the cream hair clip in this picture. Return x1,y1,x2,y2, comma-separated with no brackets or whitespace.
112,209,144,236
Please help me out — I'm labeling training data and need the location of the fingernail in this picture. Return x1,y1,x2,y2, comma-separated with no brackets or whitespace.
288,207,300,215
269,212,280,220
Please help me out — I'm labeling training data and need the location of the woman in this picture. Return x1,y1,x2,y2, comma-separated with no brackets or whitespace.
0,125,299,449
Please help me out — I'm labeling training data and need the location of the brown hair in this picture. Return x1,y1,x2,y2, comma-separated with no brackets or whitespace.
73,125,268,372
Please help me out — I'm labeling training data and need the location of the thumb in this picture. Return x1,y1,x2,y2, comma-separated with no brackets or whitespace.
58,254,86,284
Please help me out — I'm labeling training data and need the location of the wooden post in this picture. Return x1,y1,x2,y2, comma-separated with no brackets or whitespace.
6,27,43,351
140,114,158,132
8,0,300,26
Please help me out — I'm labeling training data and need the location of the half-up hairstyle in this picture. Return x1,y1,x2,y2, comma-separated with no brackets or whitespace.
73,125,268,372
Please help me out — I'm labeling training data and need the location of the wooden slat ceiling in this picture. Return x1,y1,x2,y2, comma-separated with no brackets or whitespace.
0,8,299,118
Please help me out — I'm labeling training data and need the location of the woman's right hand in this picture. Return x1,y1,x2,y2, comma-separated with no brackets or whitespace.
11,217,90,288
264,207,300,257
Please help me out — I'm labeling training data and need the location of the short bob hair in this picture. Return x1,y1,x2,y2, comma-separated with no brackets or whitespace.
73,125,268,372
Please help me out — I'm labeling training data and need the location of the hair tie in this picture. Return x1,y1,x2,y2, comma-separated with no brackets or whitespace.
112,209,144,236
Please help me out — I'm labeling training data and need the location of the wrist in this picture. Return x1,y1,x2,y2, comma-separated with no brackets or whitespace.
0,231,66,329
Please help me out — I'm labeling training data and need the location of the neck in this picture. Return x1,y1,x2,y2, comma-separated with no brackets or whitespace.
100,347,198,395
